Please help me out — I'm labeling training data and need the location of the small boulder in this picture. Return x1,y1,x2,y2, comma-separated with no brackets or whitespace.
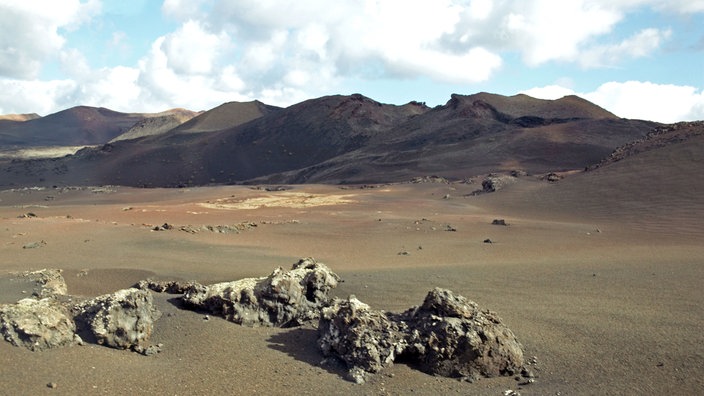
401,288,524,378
318,296,407,383
73,288,160,351
0,298,77,351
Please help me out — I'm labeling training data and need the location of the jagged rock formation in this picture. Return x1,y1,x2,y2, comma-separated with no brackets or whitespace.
72,288,161,351
0,298,78,351
0,269,160,354
318,288,524,383
182,258,341,327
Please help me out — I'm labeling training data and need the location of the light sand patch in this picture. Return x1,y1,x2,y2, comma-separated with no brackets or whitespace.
198,192,357,210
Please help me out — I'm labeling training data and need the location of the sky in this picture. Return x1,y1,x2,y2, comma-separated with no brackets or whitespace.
0,0,702,123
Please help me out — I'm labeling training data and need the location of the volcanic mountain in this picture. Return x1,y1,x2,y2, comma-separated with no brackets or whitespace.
0,93,662,187
0,106,157,147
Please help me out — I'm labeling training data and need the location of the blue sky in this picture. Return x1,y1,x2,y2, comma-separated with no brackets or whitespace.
1,0,703,123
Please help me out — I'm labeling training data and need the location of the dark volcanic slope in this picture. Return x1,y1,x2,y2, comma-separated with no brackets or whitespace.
0,106,152,147
169,100,281,134
517,121,704,234
0,93,660,187
263,93,652,183
110,109,201,143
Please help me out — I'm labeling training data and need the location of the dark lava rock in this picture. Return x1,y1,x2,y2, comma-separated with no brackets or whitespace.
318,288,524,383
492,219,508,226
181,258,341,327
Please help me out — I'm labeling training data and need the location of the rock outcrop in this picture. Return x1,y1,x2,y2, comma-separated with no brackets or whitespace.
19,268,68,297
318,288,524,383
182,258,341,327
0,298,78,351
73,288,160,351
0,269,161,354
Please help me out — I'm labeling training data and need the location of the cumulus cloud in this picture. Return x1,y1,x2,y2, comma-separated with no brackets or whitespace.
579,28,672,68
0,0,702,117
0,0,99,79
522,81,704,123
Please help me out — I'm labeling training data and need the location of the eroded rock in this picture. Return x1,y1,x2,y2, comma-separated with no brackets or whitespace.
318,288,524,383
73,288,160,351
0,298,77,351
319,296,407,384
401,288,524,378
182,258,341,327
19,268,68,297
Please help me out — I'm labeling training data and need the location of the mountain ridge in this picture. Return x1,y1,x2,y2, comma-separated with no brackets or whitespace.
0,92,678,188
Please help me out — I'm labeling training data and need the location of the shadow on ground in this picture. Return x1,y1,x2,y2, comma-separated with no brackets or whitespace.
266,327,348,379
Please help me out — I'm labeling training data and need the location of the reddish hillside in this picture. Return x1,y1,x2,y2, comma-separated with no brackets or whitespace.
0,107,148,146
0,93,661,188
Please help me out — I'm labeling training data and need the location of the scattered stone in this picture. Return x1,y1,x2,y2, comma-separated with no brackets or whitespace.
73,288,161,351
468,174,517,195
483,239,493,244
134,343,162,356
318,288,524,383
135,279,198,294
177,222,257,234
22,240,47,249
445,225,457,232
47,382,58,389
18,212,37,218
0,298,77,351
182,258,341,327
410,175,450,184
492,219,508,226
398,251,410,256
544,172,562,182
152,223,173,231
443,194,451,199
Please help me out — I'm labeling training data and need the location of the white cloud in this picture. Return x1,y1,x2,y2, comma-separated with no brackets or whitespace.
521,85,578,100
523,81,704,123
579,28,672,68
584,81,704,123
0,79,76,115
160,20,229,75
0,0,99,79
1,0,702,117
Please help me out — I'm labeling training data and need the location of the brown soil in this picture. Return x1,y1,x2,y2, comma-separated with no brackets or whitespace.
1,179,702,395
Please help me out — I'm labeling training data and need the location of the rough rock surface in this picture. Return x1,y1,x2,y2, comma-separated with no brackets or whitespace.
73,288,160,351
318,288,524,383
0,298,78,351
318,296,408,383
182,258,341,327
136,279,198,294
19,268,68,297
401,288,524,378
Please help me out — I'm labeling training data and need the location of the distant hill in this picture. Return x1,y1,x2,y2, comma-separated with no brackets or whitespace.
0,113,41,122
110,109,201,143
169,100,281,134
0,106,152,147
0,93,663,188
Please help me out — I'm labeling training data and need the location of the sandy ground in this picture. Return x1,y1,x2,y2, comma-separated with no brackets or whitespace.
0,180,702,395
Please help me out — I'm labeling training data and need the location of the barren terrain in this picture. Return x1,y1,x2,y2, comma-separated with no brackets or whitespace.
1,173,702,395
